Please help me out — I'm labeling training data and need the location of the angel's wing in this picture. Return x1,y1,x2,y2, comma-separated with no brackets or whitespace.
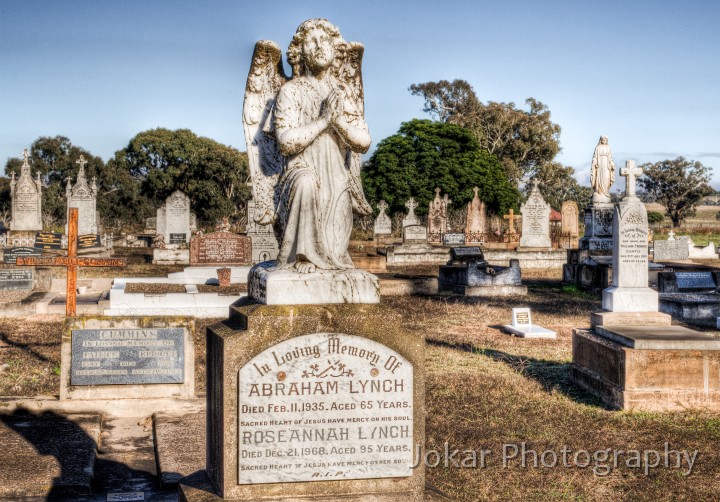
243,40,288,225
341,42,373,216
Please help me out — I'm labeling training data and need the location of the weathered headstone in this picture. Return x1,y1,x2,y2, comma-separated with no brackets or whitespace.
403,224,427,243
519,181,552,249
246,198,279,263
502,307,556,338
602,161,657,312
401,197,420,227
560,200,579,249
189,232,252,265
428,187,449,242
653,237,690,261
9,149,43,232
156,190,191,246
65,155,98,236
465,187,486,244
373,200,392,236
0,269,33,290
61,316,195,400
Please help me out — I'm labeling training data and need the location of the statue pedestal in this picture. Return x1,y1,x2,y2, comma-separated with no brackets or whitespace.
579,202,614,252
248,261,380,305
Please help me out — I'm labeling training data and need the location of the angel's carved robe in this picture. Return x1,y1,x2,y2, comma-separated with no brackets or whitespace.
273,76,363,270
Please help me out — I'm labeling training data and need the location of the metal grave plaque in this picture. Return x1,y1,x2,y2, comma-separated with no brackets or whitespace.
35,232,63,250
169,233,187,245
238,333,414,484
78,234,102,249
442,233,466,245
71,328,185,385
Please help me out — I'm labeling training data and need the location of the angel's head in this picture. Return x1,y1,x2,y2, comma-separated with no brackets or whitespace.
287,18,346,77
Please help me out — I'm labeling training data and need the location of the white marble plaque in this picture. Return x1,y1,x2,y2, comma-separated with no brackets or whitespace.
238,333,414,484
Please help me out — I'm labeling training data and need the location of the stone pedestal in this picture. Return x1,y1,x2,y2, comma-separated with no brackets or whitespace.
184,300,426,501
438,259,527,297
572,312,720,411
579,202,614,252
248,262,379,305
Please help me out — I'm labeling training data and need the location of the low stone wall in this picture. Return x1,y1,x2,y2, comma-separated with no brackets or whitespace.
483,249,567,270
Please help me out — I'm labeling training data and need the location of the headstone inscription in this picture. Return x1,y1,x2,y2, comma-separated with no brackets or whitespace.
403,224,427,243
61,316,195,400
70,327,185,386
3,247,41,264
373,200,392,235
402,198,420,227
65,155,99,236
0,269,33,291
9,149,43,232
246,198,279,263
657,271,718,293
35,232,63,250
78,234,102,249
442,233,465,245
519,181,552,249
653,237,690,261
17,208,127,316
189,232,252,265
237,332,414,484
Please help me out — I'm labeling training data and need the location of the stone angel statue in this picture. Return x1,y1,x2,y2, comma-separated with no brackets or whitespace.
243,18,373,274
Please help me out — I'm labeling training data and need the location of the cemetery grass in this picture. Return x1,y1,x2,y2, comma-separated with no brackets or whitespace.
2,285,720,499
385,289,720,501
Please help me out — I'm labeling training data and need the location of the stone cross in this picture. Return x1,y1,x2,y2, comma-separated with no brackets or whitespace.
76,154,88,175
405,198,417,214
16,208,126,316
473,187,479,198
378,200,388,214
22,148,29,163
620,160,642,199
434,187,441,198
667,230,675,241
442,193,452,208
504,208,518,234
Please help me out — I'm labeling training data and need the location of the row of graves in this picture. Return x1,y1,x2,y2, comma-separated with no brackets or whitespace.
0,153,113,298
374,183,579,276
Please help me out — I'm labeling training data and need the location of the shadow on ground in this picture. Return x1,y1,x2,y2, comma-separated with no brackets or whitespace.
427,338,608,409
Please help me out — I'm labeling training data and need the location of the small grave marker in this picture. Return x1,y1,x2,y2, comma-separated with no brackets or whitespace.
503,307,557,338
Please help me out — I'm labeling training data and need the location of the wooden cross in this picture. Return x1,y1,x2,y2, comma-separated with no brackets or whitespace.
620,160,642,198
504,208,518,234
16,208,126,316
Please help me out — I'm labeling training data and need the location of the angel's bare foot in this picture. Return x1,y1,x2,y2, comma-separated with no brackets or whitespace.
293,261,316,274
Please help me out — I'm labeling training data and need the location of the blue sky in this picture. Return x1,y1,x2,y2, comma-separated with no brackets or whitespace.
2,0,719,190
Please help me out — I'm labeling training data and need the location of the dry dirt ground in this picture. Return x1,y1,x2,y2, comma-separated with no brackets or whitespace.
2,276,720,500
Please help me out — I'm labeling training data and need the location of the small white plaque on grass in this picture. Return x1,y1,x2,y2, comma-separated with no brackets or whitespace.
504,307,556,339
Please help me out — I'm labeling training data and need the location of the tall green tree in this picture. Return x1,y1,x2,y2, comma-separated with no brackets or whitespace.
362,119,520,218
526,162,592,210
637,157,713,227
111,128,250,226
410,79,561,186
